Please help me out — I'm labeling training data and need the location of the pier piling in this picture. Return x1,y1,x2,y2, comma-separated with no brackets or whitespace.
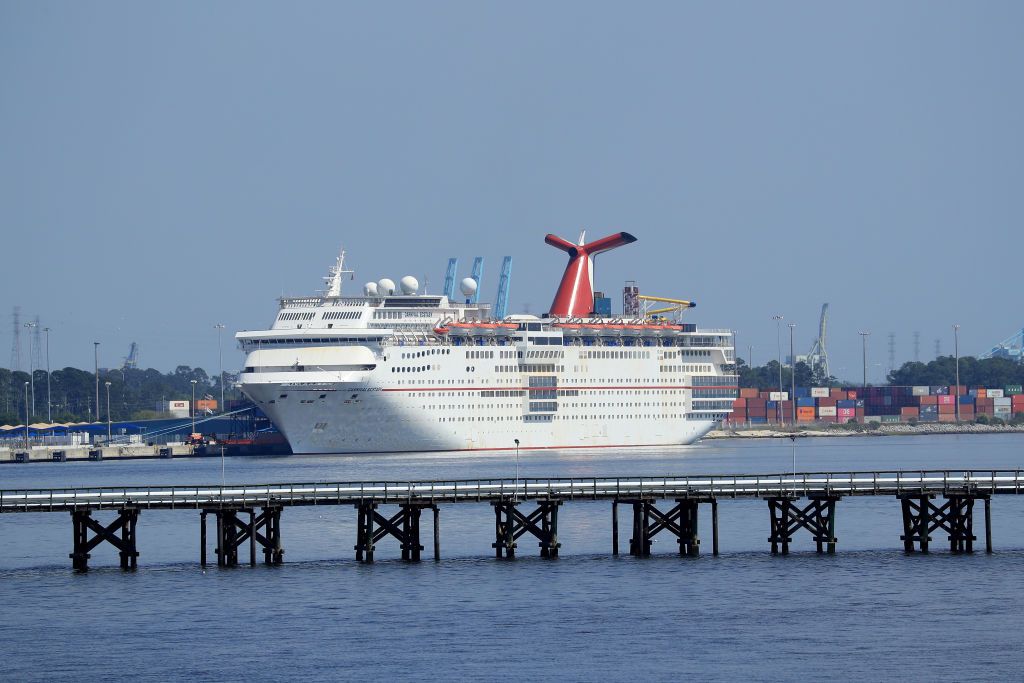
69,507,140,572
767,495,839,555
491,500,561,559
355,502,432,563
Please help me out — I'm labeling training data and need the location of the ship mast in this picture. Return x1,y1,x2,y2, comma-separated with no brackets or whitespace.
324,248,354,298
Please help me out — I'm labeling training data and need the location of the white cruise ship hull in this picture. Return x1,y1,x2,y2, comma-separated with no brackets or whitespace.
244,381,718,454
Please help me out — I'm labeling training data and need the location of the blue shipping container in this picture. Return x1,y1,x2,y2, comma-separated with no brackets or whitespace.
959,396,975,404
795,387,811,398
796,397,816,407
837,400,857,409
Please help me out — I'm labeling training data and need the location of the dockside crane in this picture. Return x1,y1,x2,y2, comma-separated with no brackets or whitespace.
806,304,830,379
493,256,512,319
123,342,139,371
980,327,1024,362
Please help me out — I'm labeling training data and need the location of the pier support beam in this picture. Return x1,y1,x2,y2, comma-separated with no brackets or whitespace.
355,502,436,563
203,506,284,567
491,500,562,559
619,498,714,558
766,495,840,555
69,507,140,572
899,493,986,554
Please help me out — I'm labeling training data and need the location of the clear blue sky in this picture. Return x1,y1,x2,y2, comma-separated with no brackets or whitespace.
1,1,1021,384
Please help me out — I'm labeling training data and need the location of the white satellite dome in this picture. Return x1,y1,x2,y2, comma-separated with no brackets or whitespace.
399,275,419,295
363,281,379,296
459,277,478,297
377,278,396,296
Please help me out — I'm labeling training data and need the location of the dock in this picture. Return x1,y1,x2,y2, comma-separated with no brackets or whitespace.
2,469,1021,571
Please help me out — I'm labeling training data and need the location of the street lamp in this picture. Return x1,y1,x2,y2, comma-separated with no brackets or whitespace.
191,379,198,435
23,381,30,449
788,323,796,425
859,332,871,389
43,327,51,423
953,324,961,422
772,315,784,424
94,342,100,422
105,381,112,444
24,321,36,417
215,323,226,414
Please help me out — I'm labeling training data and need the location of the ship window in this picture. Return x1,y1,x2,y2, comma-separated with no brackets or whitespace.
279,394,288,399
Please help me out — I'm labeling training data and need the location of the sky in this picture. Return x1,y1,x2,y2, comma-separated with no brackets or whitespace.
1,1,1021,384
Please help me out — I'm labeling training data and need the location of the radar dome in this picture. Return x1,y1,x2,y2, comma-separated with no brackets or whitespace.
377,278,396,296
400,276,419,295
363,282,379,296
459,277,478,297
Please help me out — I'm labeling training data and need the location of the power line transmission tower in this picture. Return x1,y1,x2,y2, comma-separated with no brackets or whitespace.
888,333,896,373
913,331,920,362
10,306,21,372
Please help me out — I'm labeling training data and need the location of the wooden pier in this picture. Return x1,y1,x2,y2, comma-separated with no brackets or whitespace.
1,469,1021,571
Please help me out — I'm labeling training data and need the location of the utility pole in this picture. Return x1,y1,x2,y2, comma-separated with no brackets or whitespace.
772,315,784,424
953,324,961,422
215,323,226,413
859,331,871,388
105,381,112,443
44,327,51,422
94,342,100,422
913,331,920,363
24,321,36,416
788,323,796,425
888,333,896,375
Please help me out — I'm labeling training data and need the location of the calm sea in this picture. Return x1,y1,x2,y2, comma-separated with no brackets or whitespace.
1,434,1023,681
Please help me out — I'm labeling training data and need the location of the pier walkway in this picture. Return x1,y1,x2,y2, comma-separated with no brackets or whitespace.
1,469,1021,570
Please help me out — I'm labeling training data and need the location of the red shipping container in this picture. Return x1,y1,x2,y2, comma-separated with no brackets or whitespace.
733,398,747,408
920,395,938,406
846,391,857,400
937,395,955,406
837,407,856,417
740,388,759,399
1013,395,1024,406
938,404,955,414
901,407,920,417
830,389,845,399
949,385,966,396
818,397,837,407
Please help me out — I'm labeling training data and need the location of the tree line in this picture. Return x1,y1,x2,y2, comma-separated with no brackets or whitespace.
0,366,240,425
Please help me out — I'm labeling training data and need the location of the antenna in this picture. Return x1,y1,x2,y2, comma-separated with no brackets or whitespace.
323,248,354,298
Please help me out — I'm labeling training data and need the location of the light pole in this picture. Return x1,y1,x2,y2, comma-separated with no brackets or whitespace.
514,438,520,499
24,321,36,416
772,315,784,424
23,381,30,449
953,324,961,422
859,332,871,389
191,379,198,435
788,323,796,425
215,323,226,414
43,327,51,423
94,342,100,422
747,344,753,370
105,381,112,444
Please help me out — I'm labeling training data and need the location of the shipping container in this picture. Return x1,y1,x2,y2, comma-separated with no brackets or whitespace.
901,407,920,417
769,391,788,401
733,398,747,408
810,387,829,398
830,389,845,399
795,387,810,398
931,386,949,395
912,386,929,396
796,407,816,421
958,396,975,405
818,397,837,407
1006,385,1023,395
796,397,815,408
837,407,856,418
949,385,966,396
937,395,955,406
837,399,856,409
817,406,837,417
994,397,1012,407
739,388,759,399
881,415,901,423
938,404,955,415
847,391,858,400
988,389,1005,398
920,395,938,406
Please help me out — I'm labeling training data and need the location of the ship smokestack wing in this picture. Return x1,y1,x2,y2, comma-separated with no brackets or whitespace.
546,231,637,317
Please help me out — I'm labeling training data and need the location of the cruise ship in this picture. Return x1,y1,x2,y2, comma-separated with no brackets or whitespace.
236,232,737,454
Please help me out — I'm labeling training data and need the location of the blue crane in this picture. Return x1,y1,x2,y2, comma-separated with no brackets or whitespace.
442,258,458,299
470,257,484,304
493,256,513,319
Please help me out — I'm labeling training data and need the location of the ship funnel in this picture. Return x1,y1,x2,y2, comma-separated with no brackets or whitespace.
545,231,637,317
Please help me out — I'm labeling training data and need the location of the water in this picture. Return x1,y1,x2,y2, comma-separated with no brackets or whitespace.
2,434,1023,681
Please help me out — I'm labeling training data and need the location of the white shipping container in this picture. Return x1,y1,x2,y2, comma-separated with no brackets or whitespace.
768,392,789,401
167,400,189,411
988,389,1005,398
818,406,837,417
912,386,930,396
994,406,1012,414
994,397,1012,407
811,387,829,398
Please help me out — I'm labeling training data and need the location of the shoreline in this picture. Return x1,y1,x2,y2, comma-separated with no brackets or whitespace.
707,423,1024,439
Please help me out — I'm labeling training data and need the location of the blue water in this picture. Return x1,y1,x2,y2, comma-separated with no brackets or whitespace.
2,434,1023,681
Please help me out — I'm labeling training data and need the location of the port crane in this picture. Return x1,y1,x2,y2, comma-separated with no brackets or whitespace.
805,303,830,379
980,327,1024,362
442,258,458,299
493,256,513,319
469,257,484,304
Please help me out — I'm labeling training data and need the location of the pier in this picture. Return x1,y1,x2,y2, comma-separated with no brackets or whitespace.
1,469,1021,571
